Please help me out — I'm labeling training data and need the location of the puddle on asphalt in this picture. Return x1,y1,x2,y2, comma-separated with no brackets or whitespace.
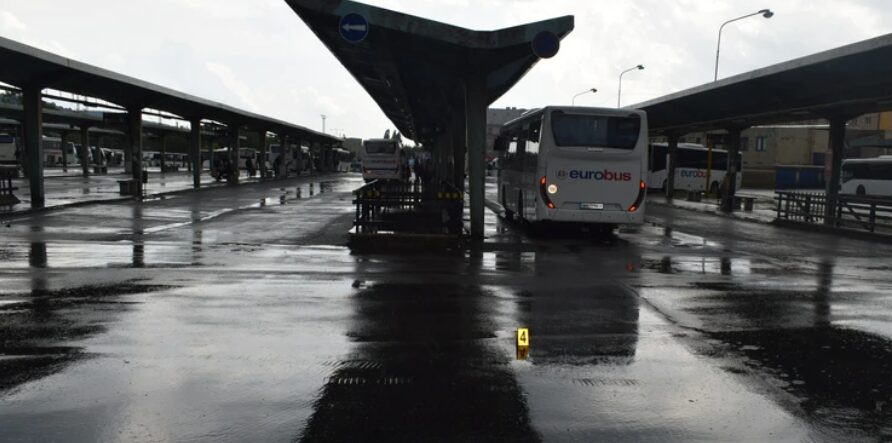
513,305,817,442
640,255,753,275
0,241,202,269
480,251,537,272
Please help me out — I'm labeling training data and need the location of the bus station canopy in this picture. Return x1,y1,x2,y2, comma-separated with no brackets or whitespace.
286,0,574,143
0,36,339,144
634,33,892,134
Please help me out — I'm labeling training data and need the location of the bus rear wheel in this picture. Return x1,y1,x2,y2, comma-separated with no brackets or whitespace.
709,181,720,196
857,185,866,196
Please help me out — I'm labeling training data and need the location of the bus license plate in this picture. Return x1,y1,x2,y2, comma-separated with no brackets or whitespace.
580,203,604,210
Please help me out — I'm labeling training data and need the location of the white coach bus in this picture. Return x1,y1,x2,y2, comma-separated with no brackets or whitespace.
361,138,403,182
495,106,649,229
648,143,742,194
841,156,892,197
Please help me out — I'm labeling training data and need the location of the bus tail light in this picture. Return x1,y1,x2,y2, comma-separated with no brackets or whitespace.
539,176,556,209
628,180,646,213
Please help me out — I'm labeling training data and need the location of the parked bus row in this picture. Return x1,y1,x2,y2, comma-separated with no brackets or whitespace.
0,135,127,172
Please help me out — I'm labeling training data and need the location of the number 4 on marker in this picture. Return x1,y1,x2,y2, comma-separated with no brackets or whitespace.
517,328,530,347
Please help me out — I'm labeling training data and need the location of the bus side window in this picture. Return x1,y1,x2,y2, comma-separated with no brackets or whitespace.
650,145,667,171
505,134,517,170
677,148,695,169
515,129,527,172
868,163,886,180
525,121,541,173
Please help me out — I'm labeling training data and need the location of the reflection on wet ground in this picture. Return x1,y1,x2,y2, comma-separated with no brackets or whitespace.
1,176,892,441
300,283,538,443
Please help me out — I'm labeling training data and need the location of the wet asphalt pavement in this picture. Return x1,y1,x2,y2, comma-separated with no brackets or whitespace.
1,173,891,442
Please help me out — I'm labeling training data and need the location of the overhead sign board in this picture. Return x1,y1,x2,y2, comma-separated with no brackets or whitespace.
339,13,369,43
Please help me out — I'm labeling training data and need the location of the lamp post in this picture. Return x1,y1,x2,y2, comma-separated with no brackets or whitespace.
714,9,774,81
571,88,598,106
321,114,327,134
617,65,644,108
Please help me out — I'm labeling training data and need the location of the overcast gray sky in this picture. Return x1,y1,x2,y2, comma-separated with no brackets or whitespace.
1,0,890,141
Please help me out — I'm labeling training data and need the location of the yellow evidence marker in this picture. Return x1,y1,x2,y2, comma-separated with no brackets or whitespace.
517,328,530,347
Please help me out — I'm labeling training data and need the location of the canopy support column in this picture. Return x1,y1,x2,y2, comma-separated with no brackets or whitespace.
258,130,268,179
279,134,289,179
79,126,91,177
453,118,467,191
229,126,241,185
127,106,144,197
23,85,45,208
720,127,742,212
825,115,848,224
466,75,487,239
666,134,679,201
190,118,202,189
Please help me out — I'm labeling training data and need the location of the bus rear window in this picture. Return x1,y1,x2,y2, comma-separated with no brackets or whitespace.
551,113,641,149
365,142,396,154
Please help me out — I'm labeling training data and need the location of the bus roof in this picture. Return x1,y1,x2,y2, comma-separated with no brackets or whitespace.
843,156,892,164
501,106,646,133
650,142,731,154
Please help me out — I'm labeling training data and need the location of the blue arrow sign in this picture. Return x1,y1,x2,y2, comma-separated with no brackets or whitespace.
339,13,369,44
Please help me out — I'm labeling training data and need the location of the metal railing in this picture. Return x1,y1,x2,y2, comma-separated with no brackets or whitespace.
776,191,892,233
0,166,20,205
353,179,464,235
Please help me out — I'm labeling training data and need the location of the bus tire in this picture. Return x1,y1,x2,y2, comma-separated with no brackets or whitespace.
710,181,720,196
857,185,866,196
661,180,667,193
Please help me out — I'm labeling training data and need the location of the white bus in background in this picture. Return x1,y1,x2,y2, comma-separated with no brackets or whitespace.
268,144,311,173
648,143,742,194
495,106,649,229
0,134,17,169
841,156,892,197
42,136,80,167
334,148,354,172
361,138,403,182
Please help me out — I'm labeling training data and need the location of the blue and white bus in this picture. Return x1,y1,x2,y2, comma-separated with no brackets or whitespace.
648,143,743,194
495,106,649,229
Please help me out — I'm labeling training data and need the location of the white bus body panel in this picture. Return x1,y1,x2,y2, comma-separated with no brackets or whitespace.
841,158,892,197
648,168,742,192
0,137,16,165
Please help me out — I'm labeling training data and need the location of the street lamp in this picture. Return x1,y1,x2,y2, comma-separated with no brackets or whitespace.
572,88,598,106
714,9,774,81
617,65,644,108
